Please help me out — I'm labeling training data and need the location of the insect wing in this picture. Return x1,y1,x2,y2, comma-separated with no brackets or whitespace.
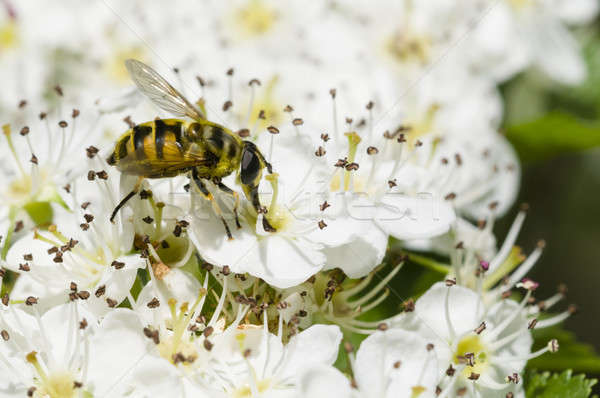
125,59,205,121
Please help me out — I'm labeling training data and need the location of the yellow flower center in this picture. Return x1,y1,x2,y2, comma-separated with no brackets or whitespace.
507,0,533,10
233,0,278,38
385,28,432,66
105,46,146,84
33,371,76,398
232,379,272,398
454,335,489,378
0,21,18,50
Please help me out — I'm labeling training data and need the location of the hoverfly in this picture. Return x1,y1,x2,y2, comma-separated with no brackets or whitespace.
106,59,276,238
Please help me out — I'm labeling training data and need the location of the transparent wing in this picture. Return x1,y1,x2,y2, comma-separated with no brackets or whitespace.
125,59,205,120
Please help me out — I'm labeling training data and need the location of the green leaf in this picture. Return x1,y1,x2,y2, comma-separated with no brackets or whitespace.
528,325,600,373
505,112,600,162
525,370,597,398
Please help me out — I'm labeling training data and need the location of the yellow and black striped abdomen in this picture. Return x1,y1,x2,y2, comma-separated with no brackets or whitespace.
107,118,193,177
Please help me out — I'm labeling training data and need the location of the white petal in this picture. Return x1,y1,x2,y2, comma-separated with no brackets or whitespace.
354,329,439,397
298,365,353,398
376,194,456,240
87,309,153,397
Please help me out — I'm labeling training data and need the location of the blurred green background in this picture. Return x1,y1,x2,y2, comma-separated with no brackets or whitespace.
499,20,600,392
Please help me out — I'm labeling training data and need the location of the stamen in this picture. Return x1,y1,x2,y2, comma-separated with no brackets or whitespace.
489,211,526,271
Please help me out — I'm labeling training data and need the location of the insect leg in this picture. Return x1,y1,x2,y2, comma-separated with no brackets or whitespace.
191,170,233,240
214,181,242,229
110,176,144,222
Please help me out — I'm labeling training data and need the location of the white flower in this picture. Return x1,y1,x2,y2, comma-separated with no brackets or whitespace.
299,329,440,398
278,263,404,334
0,301,152,397
389,282,560,397
188,321,343,398
0,106,106,253
4,169,144,315
465,0,598,84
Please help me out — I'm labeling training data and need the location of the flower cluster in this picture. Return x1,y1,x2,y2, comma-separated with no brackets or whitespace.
1,0,595,397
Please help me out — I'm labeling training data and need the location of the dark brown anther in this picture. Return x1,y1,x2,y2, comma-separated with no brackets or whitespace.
58,120,68,128
366,146,379,155
53,252,63,263
123,116,135,128
18,263,30,272
454,153,462,166
248,78,261,86
345,117,353,125
446,365,455,376
87,171,96,181
2,293,9,306
237,128,250,138
474,322,486,334
397,134,406,143
284,105,294,113
86,146,99,159
377,323,389,331
23,253,33,261
95,285,106,298
14,221,24,233
70,282,78,292
54,85,64,96
29,154,38,165
426,343,435,351
315,146,326,157
267,126,280,134
222,265,231,276
334,157,348,168
106,298,117,308
111,260,125,270
320,133,330,142
80,223,90,231
27,387,36,397
79,318,88,329
366,101,374,110
25,296,38,306
20,126,30,135
1,330,9,341
445,278,456,287
18,100,27,108
329,88,337,98
292,118,303,126
320,201,330,211
77,291,90,300
226,68,234,76
415,140,423,147
528,319,538,330
257,110,266,119
318,220,327,230
203,339,213,351
39,112,47,120
444,192,456,200
142,216,154,224
72,109,80,118
96,170,108,180
147,297,160,308
345,162,359,171
222,100,233,111
457,387,467,396
82,214,94,224
468,372,480,380
402,298,415,312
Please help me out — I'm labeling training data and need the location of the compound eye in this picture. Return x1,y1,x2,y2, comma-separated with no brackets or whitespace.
241,149,260,185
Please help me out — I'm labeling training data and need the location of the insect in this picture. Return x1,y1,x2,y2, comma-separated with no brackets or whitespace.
106,59,276,238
